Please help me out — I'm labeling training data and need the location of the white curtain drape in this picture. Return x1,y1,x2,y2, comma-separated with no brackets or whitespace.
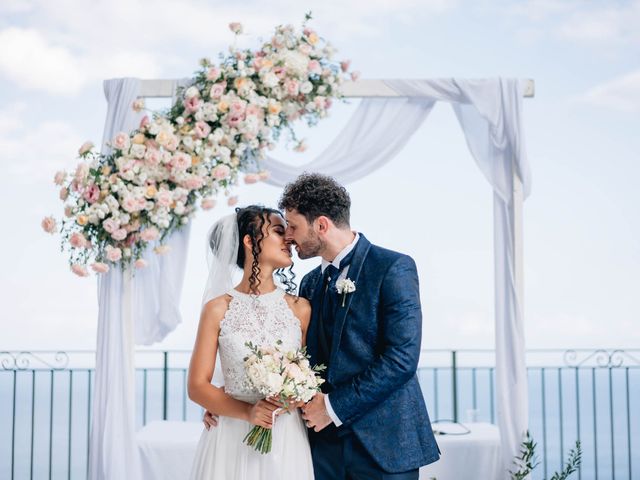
89,78,191,480
262,78,531,475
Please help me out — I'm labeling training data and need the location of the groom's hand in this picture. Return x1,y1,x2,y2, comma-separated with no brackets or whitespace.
301,392,332,432
203,410,219,430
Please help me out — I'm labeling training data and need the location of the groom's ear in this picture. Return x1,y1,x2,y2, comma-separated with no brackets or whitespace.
315,216,330,234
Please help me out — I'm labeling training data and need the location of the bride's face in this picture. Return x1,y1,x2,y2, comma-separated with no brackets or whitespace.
253,213,293,269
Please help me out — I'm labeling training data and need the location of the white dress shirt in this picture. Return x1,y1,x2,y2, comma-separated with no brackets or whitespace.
320,232,359,427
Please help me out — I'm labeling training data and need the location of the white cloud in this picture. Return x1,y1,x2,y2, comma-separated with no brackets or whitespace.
0,0,457,94
578,70,640,112
0,27,87,93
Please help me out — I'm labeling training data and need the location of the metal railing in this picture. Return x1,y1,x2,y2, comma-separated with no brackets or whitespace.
1,349,638,479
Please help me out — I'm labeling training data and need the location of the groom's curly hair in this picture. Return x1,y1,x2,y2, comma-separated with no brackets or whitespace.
278,173,351,227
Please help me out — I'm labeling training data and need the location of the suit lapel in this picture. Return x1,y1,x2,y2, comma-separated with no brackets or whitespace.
306,267,324,363
329,234,371,370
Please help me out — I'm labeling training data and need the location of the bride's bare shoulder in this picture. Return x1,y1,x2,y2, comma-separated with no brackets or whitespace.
284,294,311,321
201,294,233,321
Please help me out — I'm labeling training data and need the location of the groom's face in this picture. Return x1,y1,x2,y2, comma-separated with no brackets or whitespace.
284,209,323,260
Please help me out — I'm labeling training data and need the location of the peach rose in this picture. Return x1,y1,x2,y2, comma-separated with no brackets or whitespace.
140,227,159,242
105,245,122,262
91,262,109,274
112,132,130,151
244,173,259,184
71,264,89,277
227,196,238,206
78,141,94,156
70,232,88,248
41,216,57,234
54,171,67,186
201,198,216,210
154,245,171,255
135,259,148,269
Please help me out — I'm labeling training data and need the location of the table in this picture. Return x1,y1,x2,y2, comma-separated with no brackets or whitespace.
421,422,502,480
137,421,501,480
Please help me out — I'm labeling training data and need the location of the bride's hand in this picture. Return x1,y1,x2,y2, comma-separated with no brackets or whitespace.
265,395,305,413
248,399,280,429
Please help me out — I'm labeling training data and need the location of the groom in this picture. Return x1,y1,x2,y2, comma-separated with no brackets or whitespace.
279,173,440,479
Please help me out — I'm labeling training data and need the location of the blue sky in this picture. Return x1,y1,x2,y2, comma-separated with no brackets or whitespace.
0,0,638,352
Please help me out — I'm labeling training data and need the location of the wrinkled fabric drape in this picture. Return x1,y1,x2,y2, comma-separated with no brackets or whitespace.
90,78,191,480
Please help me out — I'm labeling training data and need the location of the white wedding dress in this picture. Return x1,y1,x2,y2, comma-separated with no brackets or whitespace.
189,287,315,480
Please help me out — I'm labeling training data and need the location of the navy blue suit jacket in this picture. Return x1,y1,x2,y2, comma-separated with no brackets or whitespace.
299,234,440,473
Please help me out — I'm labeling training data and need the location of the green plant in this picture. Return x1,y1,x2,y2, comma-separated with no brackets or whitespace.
510,431,582,480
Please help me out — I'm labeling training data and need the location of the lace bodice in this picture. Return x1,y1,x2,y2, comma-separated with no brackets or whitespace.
218,287,302,402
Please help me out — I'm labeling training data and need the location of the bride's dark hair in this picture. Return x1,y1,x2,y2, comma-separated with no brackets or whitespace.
235,205,296,295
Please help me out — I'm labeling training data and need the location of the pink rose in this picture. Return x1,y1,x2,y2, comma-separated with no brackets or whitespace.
201,198,216,210
91,262,109,274
122,196,138,213
54,171,67,185
284,79,300,96
112,132,130,151
59,187,69,201
112,228,128,241
227,195,238,206
207,67,221,81
350,71,360,81
228,22,243,34
183,96,202,113
210,82,226,99
172,152,191,170
71,264,89,277
157,190,173,207
244,173,259,184
83,184,100,204
78,141,94,155
227,114,242,127
230,101,245,115
102,218,119,234
144,148,161,166
140,227,159,242
340,60,351,72
183,175,204,190
245,104,262,118
41,216,57,234
135,259,148,269
211,164,231,180
294,139,308,152
308,60,321,75
139,115,150,130
105,245,122,262
70,232,88,248
194,121,211,139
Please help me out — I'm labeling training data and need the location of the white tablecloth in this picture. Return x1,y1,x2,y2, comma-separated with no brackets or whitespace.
137,421,501,480
422,422,502,480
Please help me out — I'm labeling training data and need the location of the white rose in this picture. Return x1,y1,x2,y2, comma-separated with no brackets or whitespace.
263,72,279,88
300,81,313,94
185,86,199,98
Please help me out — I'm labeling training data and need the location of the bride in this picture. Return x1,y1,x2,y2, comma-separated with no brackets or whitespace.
188,205,314,479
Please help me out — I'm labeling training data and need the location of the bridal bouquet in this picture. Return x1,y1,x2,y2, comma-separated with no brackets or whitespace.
243,340,325,454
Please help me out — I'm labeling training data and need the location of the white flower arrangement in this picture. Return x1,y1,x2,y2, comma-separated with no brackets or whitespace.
42,14,353,276
243,340,326,454
336,277,356,307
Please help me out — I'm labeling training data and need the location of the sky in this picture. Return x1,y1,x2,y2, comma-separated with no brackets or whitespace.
0,0,638,353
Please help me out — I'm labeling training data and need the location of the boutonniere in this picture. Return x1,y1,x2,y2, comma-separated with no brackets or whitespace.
335,278,356,307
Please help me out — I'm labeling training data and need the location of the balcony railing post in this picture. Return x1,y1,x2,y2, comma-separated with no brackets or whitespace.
452,350,458,423
163,351,168,421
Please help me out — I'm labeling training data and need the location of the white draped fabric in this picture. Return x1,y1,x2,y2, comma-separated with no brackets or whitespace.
90,78,191,480
262,78,531,475
91,77,531,479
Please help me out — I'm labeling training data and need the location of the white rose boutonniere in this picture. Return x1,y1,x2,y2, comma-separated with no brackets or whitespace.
336,278,356,307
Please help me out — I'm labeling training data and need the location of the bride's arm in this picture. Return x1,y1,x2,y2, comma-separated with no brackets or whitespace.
285,295,311,347
188,296,277,429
